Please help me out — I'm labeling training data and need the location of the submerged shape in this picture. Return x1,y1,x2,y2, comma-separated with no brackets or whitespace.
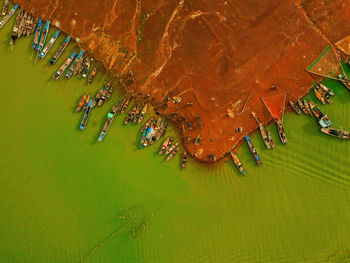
14,0,350,162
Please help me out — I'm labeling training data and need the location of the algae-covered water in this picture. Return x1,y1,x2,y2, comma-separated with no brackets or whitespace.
1,13,350,263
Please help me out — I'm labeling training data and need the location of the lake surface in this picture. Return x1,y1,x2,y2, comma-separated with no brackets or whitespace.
0,13,350,263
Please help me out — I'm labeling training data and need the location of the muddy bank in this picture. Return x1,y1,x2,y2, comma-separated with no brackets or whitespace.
14,0,350,162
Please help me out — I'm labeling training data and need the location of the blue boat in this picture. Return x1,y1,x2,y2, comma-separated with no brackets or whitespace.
245,135,262,165
38,20,50,52
53,52,76,80
49,35,71,65
32,18,41,49
39,30,60,59
80,99,93,131
98,104,119,141
0,4,18,29
65,50,84,79
139,126,154,149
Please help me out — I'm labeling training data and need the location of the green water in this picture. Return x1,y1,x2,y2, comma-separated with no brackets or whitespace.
1,14,350,263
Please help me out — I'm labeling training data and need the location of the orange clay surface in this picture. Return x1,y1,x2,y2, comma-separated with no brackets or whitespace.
15,0,350,162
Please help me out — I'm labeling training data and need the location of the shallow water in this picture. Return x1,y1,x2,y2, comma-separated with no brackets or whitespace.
0,12,350,263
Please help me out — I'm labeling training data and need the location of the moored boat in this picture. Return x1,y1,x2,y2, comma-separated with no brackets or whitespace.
38,20,50,51
98,104,119,141
165,142,179,156
313,87,326,104
53,52,76,79
139,125,156,149
159,137,171,155
267,131,274,149
303,99,312,116
298,99,308,115
30,17,38,35
289,100,301,115
166,147,179,161
245,135,262,165
73,56,84,76
137,104,148,124
82,58,91,78
10,8,23,45
141,117,154,133
315,85,333,104
318,82,335,97
124,106,137,125
308,101,331,127
320,128,350,139
338,74,350,91
17,11,27,37
49,35,71,65
87,67,97,85
1,0,9,17
277,119,287,144
0,4,18,29
80,99,93,130
251,112,271,149
32,18,42,50
230,152,246,175
39,30,59,59
121,96,130,114
76,93,91,112
66,50,84,79
22,14,31,36
181,150,187,169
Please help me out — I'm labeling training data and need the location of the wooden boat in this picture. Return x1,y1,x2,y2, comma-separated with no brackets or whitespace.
39,30,60,59
66,50,84,79
141,117,154,133
30,17,38,35
166,147,179,161
245,135,262,165
139,125,155,149
10,8,23,45
338,74,350,91
98,104,119,141
53,52,76,79
82,58,91,78
320,128,350,139
124,106,137,125
318,83,335,97
289,100,301,115
251,112,271,149
277,119,287,144
313,87,326,104
137,104,148,124
308,101,331,127
303,99,312,116
0,4,18,29
25,15,33,36
317,86,333,104
80,99,93,130
76,93,91,112
38,20,50,52
73,57,84,76
49,35,71,65
158,137,171,155
230,152,246,175
22,14,31,36
17,11,27,37
133,107,140,124
267,131,274,149
165,142,179,155
298,99,308,115
121,97,130,114
1,0,9,17
181,151,187,169
87,67,97,85
92,82,113,108
32,18,42,50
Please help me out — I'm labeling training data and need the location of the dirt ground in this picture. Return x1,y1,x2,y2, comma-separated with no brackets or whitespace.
14,0,350,162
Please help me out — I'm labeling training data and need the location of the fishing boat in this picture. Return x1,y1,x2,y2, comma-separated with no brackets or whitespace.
88,67,97,85
82,58,91,78
124,106,137,125
338,74,350,91
320,128,350,139
53,52,76,79
25,15,33,36
10,9,23,45
251,112,271,149
262,92,287,145
267,131,274,149
308,101,332,127
73,57,84,76
66,50,84,79
141,117,154,133
30,17,38,35
313,87,326,104
121,97,130,114
0,4,18,29
17,11,26,37
303,99,312,116
38,20,50,52
137,104,148,124
289,100,301,115
165,142,179,156
297,99,308,115
49,35,70,65
32,18,42,50
181,151,187,169
92,82,113,108
22,14,31,36
133,107,140,124
166,147,179,161
80,99,93,131
116,98,127,113
230,152,246,175
1,0,9,17
76,93,91,112
139,125,155,149
318,82,335,97
39,30,59,59
158,137,171,155
98,104,119,141
245,135,262,165
156,120,166,141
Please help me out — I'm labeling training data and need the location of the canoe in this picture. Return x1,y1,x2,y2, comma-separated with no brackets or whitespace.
320,128,350,139
80,99,93,130
245,135,262,165
230,152,246,175
98,104,119,141
49,35,71,65
39,30,60,59
289,100,301,115
38,21,50,52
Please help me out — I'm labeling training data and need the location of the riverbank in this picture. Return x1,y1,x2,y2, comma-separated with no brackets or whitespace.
12,0,350,162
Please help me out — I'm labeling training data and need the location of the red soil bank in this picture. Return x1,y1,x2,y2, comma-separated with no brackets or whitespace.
14,0,350,162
